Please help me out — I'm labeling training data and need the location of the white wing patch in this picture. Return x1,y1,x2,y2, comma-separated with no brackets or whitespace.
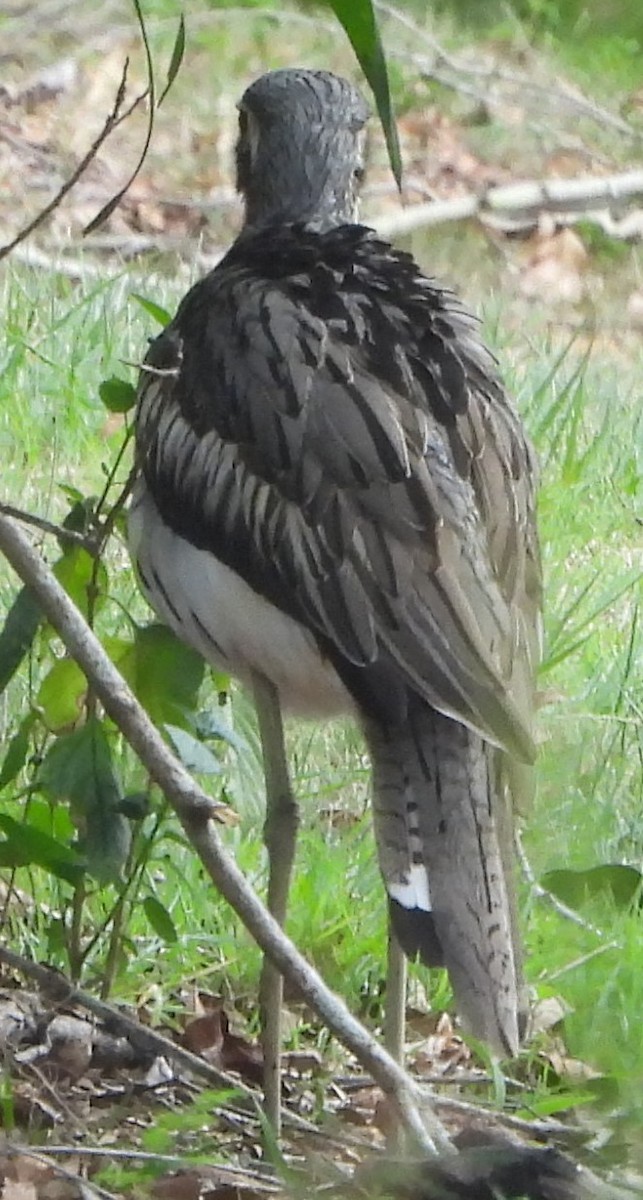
388,863,432,912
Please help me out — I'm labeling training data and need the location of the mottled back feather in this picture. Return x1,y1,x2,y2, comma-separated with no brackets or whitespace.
136,224,541,758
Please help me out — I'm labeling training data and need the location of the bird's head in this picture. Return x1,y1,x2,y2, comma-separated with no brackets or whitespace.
236,68,370,230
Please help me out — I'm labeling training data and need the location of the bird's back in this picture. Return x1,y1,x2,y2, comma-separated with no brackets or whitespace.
133,222,540,753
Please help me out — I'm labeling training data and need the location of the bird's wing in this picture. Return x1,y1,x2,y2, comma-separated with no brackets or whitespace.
135,225,541,762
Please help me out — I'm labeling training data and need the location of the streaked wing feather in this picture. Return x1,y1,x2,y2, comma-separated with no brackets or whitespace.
135,225,540,761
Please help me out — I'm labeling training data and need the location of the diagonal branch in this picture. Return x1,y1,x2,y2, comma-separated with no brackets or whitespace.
0,513,451,1156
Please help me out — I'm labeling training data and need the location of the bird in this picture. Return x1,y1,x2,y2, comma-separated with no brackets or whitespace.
128,67,541,1127
351,1135,582,1200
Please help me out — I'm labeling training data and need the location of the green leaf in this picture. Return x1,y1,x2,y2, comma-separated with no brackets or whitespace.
130,293,172,328
196,709,246,754
165,724,222,775
0,586,42,697
21,796,75,843
83,806,131,885
38,718,121,814
542,864,643,911
543,569,642,673
38,719,128,884
0,714,35,791
120,623,204,728
117,792,150,820
46,917,67,957
98,377,137,414
61,495,96,538
0,814,83,885
517,1088,594,1119
143,894,178,943
157,15,186,108
58,484,85,509
327,0,402,186
53,546,107,620
37,658,87,732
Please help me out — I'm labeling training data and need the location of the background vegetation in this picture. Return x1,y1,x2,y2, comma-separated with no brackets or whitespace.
0,0,642,1182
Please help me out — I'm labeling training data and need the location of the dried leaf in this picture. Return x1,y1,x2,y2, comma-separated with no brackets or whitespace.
182,1007,264,1086
520,222,588,304
530,995,573,1036
45,1013,93,1080
546,1048,602,1083
1,1179,38,1200
6,1156,54,1187
182,1012,224,1058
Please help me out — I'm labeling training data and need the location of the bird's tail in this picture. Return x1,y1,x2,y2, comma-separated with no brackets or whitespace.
364,701,526,1057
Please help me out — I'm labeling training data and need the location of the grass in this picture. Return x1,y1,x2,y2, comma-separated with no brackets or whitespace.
1,0,643,1171
2,248,642,1146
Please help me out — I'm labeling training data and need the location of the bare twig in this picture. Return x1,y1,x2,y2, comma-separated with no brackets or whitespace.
373,169,643,239
0,944,376,1150
0,521,235,827
432,1093,573,1138
0,503,88,548
83,0,154,235
6,242,223,289
0,61,147,262
546,941,621,983
2,1140,118,1200
6,243,112,281
515,831,605,937
0,514,451,1156
19,1144,280,1191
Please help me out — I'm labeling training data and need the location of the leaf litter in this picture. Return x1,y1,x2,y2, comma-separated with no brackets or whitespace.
0,953,622,1200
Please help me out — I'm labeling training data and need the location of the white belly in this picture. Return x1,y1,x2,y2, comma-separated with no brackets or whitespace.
128,482,353,718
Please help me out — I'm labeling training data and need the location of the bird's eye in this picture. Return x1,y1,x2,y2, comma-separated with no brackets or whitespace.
354,165,365,183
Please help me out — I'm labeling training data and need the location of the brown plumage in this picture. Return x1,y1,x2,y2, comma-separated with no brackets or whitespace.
129,68,542,1056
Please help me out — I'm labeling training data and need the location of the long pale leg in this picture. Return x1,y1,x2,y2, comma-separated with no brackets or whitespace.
384,924,407,1147
252,671,299,1138
384,922,407,1063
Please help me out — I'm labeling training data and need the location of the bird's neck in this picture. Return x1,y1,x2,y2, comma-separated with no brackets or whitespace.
241,155,359,231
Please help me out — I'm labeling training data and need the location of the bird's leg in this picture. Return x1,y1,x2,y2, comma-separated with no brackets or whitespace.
252,670,299,1139
384,921,407,1063
384,924,407,1148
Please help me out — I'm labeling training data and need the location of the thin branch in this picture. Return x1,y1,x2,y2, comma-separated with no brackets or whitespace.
20,1144,280,1191
0,503,88,549
6,243,112,281
83,0,155,235
0,514,451,1156
373,169,643,239
6,242,223,291
0,519,234,825
432,1093,573,1139
545,941,621,983
3,1141,117,1200
0,62,147,262
515,832,606,938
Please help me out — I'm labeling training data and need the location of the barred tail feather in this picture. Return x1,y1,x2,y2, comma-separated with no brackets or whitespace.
365,701,526,1058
